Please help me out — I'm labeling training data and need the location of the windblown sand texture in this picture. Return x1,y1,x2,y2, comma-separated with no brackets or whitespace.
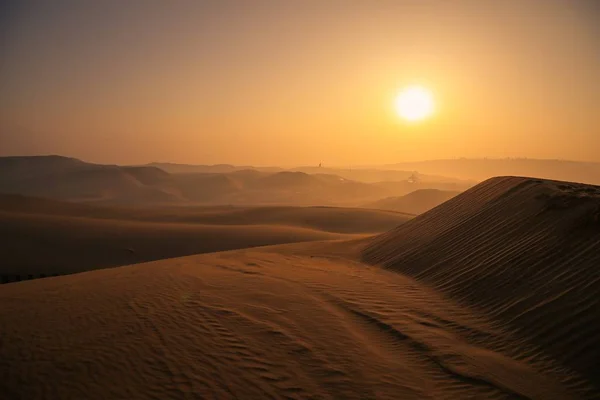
364,176,600,395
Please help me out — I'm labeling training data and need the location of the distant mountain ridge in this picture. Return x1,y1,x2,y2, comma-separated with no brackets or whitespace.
0,155,181,203
146,162,283,174
0,156,471,206
149,161,475,185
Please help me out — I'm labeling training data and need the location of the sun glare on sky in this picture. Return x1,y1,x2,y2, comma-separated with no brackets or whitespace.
394,86,435,123
1,2,599,165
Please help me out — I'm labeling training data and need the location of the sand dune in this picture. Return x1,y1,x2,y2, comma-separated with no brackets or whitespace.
0,211,352,279
364,189,461,215
1,176,599,398
0,156,182,204
364,176,600,394
0,245,586,399
0,195,409,279
0,194,411,234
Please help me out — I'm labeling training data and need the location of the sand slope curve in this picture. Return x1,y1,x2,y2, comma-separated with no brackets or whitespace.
363,176,600,392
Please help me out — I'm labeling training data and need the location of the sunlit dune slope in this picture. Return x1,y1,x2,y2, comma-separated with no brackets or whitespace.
363,176,600,391
364,189,461,215
0,246,587,399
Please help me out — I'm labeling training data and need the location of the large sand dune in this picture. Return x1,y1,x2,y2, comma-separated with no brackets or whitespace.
1,176,598,398
364,176,600,393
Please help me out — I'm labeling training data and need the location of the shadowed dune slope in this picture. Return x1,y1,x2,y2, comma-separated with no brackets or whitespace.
0,246,590,399
0,212,354,277
0,195,412,277
363,176,600,391
364,189,461,215
0,194,411,234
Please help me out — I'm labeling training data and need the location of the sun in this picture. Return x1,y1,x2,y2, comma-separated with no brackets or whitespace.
394,86,435,122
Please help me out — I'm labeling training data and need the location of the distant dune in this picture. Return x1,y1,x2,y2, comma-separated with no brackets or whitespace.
0,194,410,279
364,176,600,393
0,212,347,278
1,177,599,398
363,189,461,214
0,194,410,234
0,155,182,204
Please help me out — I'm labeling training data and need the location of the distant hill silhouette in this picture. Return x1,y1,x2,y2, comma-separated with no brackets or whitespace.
2,156,469,206
149,161,475,186
147,162,282,174
0,156,181,204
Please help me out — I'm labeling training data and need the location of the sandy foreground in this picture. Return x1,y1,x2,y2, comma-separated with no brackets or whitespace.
0,245,581,399
1,176,599,399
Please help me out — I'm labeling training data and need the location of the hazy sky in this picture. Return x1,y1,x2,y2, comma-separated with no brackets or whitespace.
1,1,599,166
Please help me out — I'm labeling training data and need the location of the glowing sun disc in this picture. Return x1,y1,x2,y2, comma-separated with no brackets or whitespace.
394,86,435,122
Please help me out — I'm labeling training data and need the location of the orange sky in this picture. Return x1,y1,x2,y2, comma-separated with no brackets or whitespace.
1,1,599,166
